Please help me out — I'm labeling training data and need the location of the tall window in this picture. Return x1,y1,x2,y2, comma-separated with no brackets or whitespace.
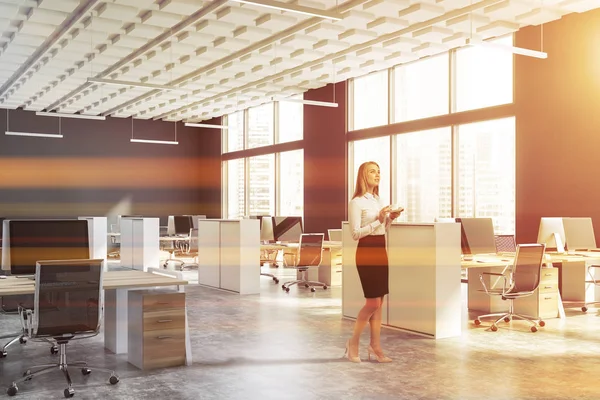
351,136,390,205
279,149,303,216
394,53,449,123
456,117,516,234
226,159,245,219
226,111,244,152
455,36,514,112
278,95,303,143
352,70,388,130
247,103,274,149
248,154,275,216
223,101,304,218
394,128,452,223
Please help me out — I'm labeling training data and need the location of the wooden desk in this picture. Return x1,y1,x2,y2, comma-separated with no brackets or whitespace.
0,270,189,356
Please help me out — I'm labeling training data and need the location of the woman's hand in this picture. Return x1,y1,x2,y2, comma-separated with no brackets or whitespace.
389,209,403,220
378,206,391,223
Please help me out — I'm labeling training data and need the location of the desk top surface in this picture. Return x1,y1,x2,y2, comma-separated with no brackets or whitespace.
0,270,188,296
261,240,341,250
462,251,600,268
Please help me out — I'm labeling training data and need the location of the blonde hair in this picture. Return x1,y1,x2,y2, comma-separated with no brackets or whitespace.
352,161,380,199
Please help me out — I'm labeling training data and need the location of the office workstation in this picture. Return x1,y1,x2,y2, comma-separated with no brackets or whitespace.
1,1,600,399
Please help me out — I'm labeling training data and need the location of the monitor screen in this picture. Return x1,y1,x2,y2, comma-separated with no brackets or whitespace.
173,215,192,236
4,220,90,276
537,217,567,251
563,217,597,250
273,216,303,242
456,217,496,255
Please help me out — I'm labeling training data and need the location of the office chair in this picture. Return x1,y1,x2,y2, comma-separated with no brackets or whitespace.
495,234,517,253
6,260,119,398
474,243,547,332
282,233,328,293
164,228,199,271
579,265,600,312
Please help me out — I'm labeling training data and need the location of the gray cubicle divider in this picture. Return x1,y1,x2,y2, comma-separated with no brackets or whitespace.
342,222,462,339
120,217,160,271
78,216,108,270
197,219,260,295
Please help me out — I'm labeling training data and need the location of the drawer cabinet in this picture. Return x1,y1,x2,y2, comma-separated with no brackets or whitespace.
128,290,186,370
514,267,559,319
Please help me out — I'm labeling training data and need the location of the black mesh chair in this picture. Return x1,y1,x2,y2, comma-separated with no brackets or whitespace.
495,234,517,253
474,243,547,332
6,259,119,398
282,233,328,293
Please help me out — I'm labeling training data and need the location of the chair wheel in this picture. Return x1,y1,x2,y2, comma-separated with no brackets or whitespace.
81,368,91,375
531,326,537,332
6,385,17,397
18,337,27,344
490,325,498,331
310,287,316,292
582,306,588,312
273,278,279,284
285,287,290,293
304,284,309,288
51,346,58,355
281,284,286,290
64,388,74,398
504,317,510,323
109,375,119,385
539,320,545,327
0,351,6,358
474,319,481,326
323,286,327,290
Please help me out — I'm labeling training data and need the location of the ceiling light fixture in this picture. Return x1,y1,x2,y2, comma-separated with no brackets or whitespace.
184,122,229,129
87,78,190,92
5,131,64,139
466,38,548,59
130,138,179,145
229,0,343,20
36,111,106,120
278,98,339,108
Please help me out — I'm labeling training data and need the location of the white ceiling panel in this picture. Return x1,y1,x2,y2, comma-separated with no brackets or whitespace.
0,0,588,121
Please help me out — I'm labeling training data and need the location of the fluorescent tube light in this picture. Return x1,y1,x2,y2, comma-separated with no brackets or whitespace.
229,0,343,20
130,138,179,145
184,122,229,129
466,38,547,59
279,98,339,108
5,131,63,138
88,78,190,92
36,111,106,120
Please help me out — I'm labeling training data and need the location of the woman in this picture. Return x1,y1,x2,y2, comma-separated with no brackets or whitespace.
344,161,402,363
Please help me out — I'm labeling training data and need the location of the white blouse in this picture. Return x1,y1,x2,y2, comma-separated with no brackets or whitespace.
348,192,392,241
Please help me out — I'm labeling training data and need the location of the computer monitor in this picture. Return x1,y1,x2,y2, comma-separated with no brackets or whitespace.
2,219,90,276
185,215,206,230
252,216,275,242
173,215,192,236
537,217,567,252
456,217,497,255
273,216,303,242
563,217,597,250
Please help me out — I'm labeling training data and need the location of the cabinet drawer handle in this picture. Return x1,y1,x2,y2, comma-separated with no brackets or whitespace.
544,297,553,300
157,319,172,323
156,336,172,340
544,274,552,277
544,286,553,289
156,302,171,305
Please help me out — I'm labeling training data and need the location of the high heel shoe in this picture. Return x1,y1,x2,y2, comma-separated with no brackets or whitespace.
343,340,361,363
367,345,392,363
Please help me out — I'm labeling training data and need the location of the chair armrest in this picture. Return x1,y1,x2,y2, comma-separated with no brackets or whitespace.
479,272,509,296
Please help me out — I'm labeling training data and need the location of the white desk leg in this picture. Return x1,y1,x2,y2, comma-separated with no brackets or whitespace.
104,288,129,354
185,305,192,366
557,290,566,319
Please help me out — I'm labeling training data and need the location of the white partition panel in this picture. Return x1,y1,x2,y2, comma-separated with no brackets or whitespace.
78,216,108,270
120,217,159,271
342,222,363,319
197,220,221,288
387,223,461,339
220,219,260,295
342,222,462,339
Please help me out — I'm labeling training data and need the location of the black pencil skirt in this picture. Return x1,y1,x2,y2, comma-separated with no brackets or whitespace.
355,234,389,299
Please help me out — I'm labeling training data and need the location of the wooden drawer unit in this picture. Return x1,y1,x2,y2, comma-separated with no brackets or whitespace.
128,290,186,370
514,268,559,319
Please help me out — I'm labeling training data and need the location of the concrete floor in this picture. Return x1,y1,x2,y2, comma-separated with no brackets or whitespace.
2,266,600,400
